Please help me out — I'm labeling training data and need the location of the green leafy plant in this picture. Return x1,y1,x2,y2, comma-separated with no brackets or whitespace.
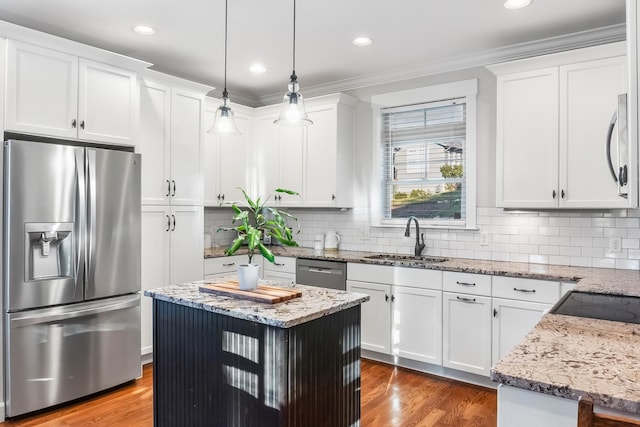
217,188,300,264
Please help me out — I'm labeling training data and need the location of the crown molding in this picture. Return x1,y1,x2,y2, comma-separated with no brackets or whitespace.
258,24,625,106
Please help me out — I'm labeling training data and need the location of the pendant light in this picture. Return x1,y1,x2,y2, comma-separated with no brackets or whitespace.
208,0,240,135
274,0,313,126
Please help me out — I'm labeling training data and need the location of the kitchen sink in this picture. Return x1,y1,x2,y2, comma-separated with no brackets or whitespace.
363,254,448,263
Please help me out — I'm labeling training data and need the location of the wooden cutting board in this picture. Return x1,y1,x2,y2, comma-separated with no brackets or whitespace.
199,280,302,304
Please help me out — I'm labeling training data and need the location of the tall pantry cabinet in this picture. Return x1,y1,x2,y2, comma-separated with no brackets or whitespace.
138,72,210,357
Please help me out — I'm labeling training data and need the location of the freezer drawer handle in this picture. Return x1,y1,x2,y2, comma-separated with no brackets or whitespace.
513,287,536,293
10,297,140,328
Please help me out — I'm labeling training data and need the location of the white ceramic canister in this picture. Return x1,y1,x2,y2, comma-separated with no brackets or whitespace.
314,234,325,250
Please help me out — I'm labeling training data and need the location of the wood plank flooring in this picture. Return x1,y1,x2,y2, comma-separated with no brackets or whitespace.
0,360,496,426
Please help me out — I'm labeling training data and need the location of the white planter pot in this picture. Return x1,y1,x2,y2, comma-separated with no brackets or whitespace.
238,263,260,291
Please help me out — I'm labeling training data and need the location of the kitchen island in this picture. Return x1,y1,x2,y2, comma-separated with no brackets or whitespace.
144,279,369,427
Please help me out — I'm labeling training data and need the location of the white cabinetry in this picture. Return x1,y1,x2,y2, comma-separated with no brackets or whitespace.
347,263,443,364
491,42,635,209
263,256,296,283
254,111,304,206
204,254,258,279
140,205,203,356
491,276,559,365
254,94,356,207
442,272,492,376
203,99,253,206
346,280,392,354
139,75,209,206
5,40,138,145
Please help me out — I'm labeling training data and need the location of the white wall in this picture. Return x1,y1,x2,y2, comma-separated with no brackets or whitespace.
206,66,640,270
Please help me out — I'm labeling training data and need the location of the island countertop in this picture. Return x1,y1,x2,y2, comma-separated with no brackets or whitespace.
144,279,370,328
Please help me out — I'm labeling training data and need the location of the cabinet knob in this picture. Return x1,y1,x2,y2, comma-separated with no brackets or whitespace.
72,119,77,128
493,308,498,317
80,120,85,129
332,194,336,200
385,294,389,302
561,189,565,198
552,190,556,199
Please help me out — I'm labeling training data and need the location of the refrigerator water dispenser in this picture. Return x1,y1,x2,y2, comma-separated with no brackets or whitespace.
24,223,73,281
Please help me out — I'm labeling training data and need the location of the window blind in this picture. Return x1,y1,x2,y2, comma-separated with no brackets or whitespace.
381,98,467,222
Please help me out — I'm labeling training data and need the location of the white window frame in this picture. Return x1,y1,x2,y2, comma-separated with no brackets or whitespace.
371,79,477,229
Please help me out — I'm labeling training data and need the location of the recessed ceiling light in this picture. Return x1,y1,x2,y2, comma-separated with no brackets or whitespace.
132,25,157,36
352,37,373,47
249,63,266,74
504,0,532,9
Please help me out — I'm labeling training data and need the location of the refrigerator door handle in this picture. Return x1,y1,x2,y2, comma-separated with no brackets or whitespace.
9,295,140,328
74,149,86,291
87,149,97,285
605,109,618,184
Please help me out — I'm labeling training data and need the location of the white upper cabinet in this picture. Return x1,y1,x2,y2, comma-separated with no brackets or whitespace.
5,40,138,145
490,42,635,209
254,93,356,208
254,111,304,207
203,99,253,206
138,74,210,206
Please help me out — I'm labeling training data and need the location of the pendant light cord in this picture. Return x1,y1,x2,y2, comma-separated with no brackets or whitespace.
292,0,296,76
223,0,229,98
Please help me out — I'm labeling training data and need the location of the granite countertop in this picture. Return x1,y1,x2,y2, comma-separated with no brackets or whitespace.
491,275,640,414
204,246,640,284
144,279,369,329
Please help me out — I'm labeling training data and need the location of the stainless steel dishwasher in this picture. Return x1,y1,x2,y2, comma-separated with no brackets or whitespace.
296,258,347,290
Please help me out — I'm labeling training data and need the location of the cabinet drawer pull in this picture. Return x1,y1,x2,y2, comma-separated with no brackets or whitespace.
222,262,235,267
456,296,476,303
166,215,170,232
171,214,176,231
171,180,176,197
274,262,285,266
456,281,476,287
513,287,536,293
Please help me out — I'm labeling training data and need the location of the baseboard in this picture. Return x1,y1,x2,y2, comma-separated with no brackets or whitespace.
141,351,153,366
361,350,496,389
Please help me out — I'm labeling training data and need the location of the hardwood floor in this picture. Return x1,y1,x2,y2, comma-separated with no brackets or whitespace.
0,360,496,426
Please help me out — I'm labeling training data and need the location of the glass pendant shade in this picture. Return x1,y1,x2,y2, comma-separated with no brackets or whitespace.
274,77,313,126
208,95,240,135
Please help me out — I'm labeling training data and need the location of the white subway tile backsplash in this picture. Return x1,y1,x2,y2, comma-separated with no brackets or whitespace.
203,206,640,271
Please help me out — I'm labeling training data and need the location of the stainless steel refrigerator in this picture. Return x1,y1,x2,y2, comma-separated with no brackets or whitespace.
3,138,141,417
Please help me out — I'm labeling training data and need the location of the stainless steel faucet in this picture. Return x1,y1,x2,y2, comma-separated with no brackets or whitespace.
404,216,425,256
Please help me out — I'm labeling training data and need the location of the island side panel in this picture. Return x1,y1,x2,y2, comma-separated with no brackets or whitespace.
152,299,362,427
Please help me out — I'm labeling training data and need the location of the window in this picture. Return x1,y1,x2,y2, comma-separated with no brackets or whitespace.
372,80,477,228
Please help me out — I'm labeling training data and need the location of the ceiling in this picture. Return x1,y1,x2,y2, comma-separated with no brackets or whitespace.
0,0,626,106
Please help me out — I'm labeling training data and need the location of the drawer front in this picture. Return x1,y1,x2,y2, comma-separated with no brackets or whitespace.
265,256,296,274
443,271,491,296
204,255,247,275
492,276,560,304
347,263,394,284
394,267,442,290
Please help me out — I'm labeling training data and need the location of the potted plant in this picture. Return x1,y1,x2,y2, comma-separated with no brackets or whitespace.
217,188,300,290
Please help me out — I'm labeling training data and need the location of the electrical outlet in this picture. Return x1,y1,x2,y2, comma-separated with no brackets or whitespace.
480,232,490,246
609,237,622,253
360,228,371,240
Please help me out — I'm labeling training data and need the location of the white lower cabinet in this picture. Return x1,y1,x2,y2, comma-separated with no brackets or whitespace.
347,263,443,363
204,254,262,279
442,292,492,376
263,256,296,283
346,280,392,354
140,205,203,357
491,298,550,365
393,286,442,365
